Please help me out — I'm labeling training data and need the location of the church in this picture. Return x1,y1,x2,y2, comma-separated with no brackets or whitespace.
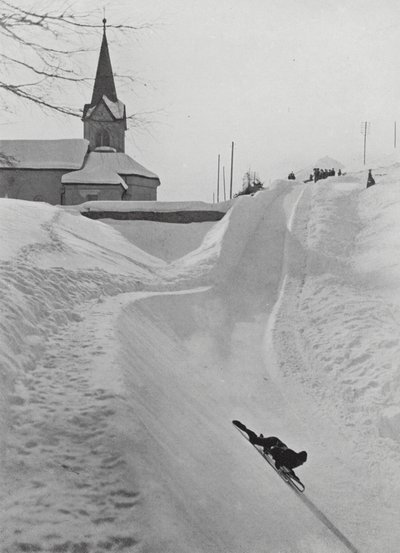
0,20,160,205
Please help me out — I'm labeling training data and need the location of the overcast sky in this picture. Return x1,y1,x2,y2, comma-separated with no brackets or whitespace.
2,0,400,201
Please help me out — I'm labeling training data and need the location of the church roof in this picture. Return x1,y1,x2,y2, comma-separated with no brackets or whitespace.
0,139,89,169
83,21,125,121
84,95,126,121
62,164,128,189
91,23,117,105
61,150,159,185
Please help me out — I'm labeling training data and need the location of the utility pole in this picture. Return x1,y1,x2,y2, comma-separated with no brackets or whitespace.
360,122,370,165
217,154,220,203
230,141,235,199
223,166,226,201
394,121,397,149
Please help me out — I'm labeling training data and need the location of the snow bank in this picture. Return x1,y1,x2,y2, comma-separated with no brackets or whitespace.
75,199,233,213
0,199,55,260
2,165,400,552
355,170,400,287
1,199,164,272
2,183,323,552
379,406,400,441
0,199,163,465
285,172,400,455
267,171,400,551
170,183,301,290
104,219,217,262
354,171,400,444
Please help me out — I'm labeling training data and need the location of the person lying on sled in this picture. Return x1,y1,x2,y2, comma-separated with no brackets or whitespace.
233,420,307,477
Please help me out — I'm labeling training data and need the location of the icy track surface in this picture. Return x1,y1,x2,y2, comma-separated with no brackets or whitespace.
1,171,400,552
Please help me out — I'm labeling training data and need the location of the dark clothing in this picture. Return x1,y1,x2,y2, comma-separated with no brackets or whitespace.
233,420,307,471
243,428,287,452
270,447,307,470
367,170,375,188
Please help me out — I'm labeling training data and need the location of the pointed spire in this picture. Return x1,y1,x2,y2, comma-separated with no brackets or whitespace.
90,19,117,106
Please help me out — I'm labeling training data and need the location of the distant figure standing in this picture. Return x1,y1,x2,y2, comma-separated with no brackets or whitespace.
288,172,296,180
367,169,375,188
338,169,342,176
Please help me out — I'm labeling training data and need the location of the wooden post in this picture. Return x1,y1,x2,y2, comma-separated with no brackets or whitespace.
395,121,397,149
217,154,220,203
229,141,234,199
363,122,367,165
361,121,369,165
223,166,226,201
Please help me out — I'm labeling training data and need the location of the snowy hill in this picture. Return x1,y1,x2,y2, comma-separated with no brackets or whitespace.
313,155,345,170
1,168,400,552
296,155,345,181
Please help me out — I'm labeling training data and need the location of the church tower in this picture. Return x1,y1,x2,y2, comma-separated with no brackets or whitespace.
82,19,127,152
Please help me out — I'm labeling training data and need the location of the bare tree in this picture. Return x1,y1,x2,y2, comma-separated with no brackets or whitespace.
0,0,150,119
235,170,264,197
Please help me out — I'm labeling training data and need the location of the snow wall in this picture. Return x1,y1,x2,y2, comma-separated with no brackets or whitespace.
2,169,400,552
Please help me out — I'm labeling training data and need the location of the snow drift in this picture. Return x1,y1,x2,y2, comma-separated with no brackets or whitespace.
1,166,400,552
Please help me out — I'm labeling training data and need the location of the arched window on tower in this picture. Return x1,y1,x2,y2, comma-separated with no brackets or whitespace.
95,129,110,148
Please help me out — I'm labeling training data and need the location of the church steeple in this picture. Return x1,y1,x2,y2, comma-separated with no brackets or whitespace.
90,19,118,105
82,19,127,153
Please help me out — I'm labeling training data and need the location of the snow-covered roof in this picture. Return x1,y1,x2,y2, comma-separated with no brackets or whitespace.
62,151,159,185
85,95,125,120
76,200,232,212
103,96,125,119
62,165,127,189
0,139,89,170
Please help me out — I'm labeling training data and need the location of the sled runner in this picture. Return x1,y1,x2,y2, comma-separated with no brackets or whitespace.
233,420,305,493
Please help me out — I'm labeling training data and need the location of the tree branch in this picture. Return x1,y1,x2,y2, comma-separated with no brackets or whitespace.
0,1,155,128
0,53,92,82
0,1,151,31
0,81,81,116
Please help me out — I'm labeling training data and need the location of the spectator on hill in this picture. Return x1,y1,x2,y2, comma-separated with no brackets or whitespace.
367,169,375,188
